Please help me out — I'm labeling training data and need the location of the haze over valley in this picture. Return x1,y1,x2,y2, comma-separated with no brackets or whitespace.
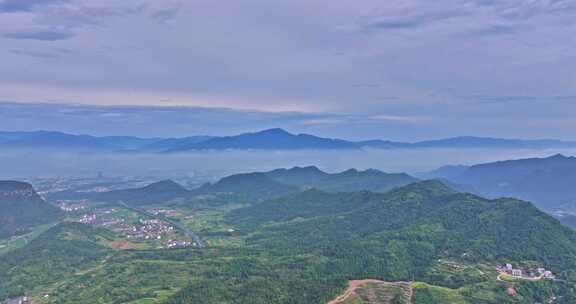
2,0,576,303
2,128,576,179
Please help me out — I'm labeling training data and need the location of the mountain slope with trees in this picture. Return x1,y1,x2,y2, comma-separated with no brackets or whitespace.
431,154,576,210
231,181,576,276
2,180,576,303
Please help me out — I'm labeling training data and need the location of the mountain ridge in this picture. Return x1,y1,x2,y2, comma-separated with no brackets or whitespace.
49,167,419,204
428,154,576,210
2,129,576,152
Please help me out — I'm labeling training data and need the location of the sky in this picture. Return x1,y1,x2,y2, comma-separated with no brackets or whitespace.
0,0,575,140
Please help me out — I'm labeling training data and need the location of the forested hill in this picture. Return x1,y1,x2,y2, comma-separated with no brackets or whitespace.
0,223,110,300
0,181,61,239
48,167,418,204
230,180,576,275
431,154,576,210
194,166,418,200
193,172,299,200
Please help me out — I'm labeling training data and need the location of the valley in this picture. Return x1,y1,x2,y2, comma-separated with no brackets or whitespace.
2,0,574,301
2,169,575,304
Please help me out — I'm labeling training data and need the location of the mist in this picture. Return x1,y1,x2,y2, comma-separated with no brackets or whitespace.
2,148,575,181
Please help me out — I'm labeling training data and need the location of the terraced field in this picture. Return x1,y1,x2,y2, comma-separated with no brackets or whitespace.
329,280,412,304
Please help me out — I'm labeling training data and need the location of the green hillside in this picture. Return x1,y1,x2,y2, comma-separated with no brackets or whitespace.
265,167,418,193
234,181,576,274
2,180,576,303
193,172,299,201
192,167,418,202
0,223,110,300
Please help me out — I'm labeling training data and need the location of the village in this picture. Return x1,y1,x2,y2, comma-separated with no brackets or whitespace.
75,207,193,249
496,263,556,281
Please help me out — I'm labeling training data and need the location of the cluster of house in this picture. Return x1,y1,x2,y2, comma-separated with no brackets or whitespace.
124,219,175,240
75,210,193,249
166,239,192,248
78,213,124,227
497,263,556,280
56,200,87,212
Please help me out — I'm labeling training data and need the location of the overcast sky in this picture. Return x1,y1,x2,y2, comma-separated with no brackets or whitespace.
0,0,575,140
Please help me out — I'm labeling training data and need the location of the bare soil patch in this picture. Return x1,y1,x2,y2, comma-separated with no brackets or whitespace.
328,279,413,304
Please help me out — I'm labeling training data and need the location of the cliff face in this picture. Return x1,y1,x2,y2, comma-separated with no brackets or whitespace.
0,181,42,200
0,181,61,239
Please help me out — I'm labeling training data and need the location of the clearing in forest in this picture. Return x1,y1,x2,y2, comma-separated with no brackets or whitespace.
328,280,413,304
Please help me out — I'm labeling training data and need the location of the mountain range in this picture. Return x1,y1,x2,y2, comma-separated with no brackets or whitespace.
2,129,576,152
428,154,576,211
50,166,419,204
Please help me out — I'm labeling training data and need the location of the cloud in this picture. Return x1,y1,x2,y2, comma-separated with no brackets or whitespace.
0,0,66,13
10,49,57,58
0,0,575,139
464,24,521,37
354,2,470,33
0,97,575,141
3,30,74,41
356,0,575,35
359,12,460,31
149,2,182,23
36,4,147,29
483,0,576,20
9,47,71,58
369,115,428,123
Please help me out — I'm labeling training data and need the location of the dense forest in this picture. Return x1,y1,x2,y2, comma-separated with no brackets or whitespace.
2,180,576,303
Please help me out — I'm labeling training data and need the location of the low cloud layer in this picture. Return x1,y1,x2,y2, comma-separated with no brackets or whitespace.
0,0,66,13
4,30,74,41
0,101,574,141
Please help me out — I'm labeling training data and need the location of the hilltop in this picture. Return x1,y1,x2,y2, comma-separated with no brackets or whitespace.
165,128,358,151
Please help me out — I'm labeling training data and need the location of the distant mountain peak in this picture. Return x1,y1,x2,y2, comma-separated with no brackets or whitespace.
285,166,324,173
144,180,187,192
340,168,360,174
253,128,292,136
548,153,571,160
